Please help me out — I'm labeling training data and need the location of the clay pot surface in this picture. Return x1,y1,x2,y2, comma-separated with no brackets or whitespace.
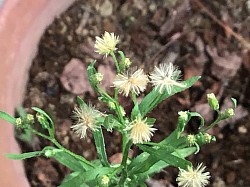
0,0,75,186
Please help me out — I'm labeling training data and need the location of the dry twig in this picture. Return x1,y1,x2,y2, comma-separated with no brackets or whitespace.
192,0,250,50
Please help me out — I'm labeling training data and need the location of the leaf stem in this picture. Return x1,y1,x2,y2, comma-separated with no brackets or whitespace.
201,115,222,133
111,52,121,73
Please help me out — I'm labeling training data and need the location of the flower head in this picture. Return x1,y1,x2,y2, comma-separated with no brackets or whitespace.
177,163,210,187
95,31,119,57
71,104,101,139
126,118,157,144
149,62,185,94
113,68,149,97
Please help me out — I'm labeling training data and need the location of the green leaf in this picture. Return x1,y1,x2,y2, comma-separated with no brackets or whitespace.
103,114,118,131
231,98,237,109
87,61,99,92
138,144,191,169
59,167,113,187
43,146,89,172
0,111,16,124
131,102,141,120
32,107,55,137
76,96,88,108
189,112,205,129
59,172,87,187
132,147,196,183
93,129,109,167
138,76,200,117
5,151,42,160
128,130,188,174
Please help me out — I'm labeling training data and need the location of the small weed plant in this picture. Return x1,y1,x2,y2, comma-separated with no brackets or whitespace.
0,32,236,187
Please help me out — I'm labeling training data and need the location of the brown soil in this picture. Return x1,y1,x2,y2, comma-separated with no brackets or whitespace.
18,0,250,186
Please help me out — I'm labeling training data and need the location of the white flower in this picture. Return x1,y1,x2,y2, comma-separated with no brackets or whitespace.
177,163,210,187
95,31,119,57
149,62,185,94
113,68,149,97
127,118,157,144
71,104,101,139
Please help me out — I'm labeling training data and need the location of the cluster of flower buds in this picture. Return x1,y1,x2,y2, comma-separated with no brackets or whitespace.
15,114,34,129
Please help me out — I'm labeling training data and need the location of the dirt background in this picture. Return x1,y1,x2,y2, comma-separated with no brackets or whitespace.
17,0,250,186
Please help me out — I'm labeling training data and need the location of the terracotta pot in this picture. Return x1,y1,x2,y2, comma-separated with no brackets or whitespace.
0,0,75,186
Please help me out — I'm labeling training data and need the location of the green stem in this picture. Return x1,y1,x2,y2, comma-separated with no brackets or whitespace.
131,92,137,106
121,139,132,167
119,138,132,185
111,52,121,73
201,115,222,133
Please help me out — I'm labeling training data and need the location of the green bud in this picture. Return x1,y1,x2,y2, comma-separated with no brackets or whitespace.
95,73,104,82
26,114,34,124
187,134,196,146
44,150,54,157
44,149,62,157
100,175,110,186
108,101,116,110
91,73,103,85
224,108,235,118
15,118,22,128
204,133,213,143
207,93,219,110
178,111,188,122
120,106,126,116
36,113,49,129
124,58,132,68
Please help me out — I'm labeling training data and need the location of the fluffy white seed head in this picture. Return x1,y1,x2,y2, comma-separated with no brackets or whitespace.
71,104,101,139
127,118,157,144
150,62,185,94
113,68,149,97
177,163,210,187
95,31,119,57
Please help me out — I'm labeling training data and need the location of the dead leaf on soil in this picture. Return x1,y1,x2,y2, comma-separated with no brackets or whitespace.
160,0,191,37
60,58,94,95
206,46,242,80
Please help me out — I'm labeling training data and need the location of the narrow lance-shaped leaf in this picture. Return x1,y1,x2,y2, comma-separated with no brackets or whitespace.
137,144,192,169
59,167,113,187
5,151,42,160
93,129,109,167
32,107,55,137
43,146,88,172
138,76,200,117
0,111,16,124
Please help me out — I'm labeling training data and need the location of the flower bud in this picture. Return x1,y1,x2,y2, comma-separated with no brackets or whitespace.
108,101,116,110
178,111,188,122
124,58,132,68
26,114,34,124
44,150,54,157
187,134,196,146
15,117,22,128
207,93,219,111
100,175,110,186
91,73,104,85
224,108,234,118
